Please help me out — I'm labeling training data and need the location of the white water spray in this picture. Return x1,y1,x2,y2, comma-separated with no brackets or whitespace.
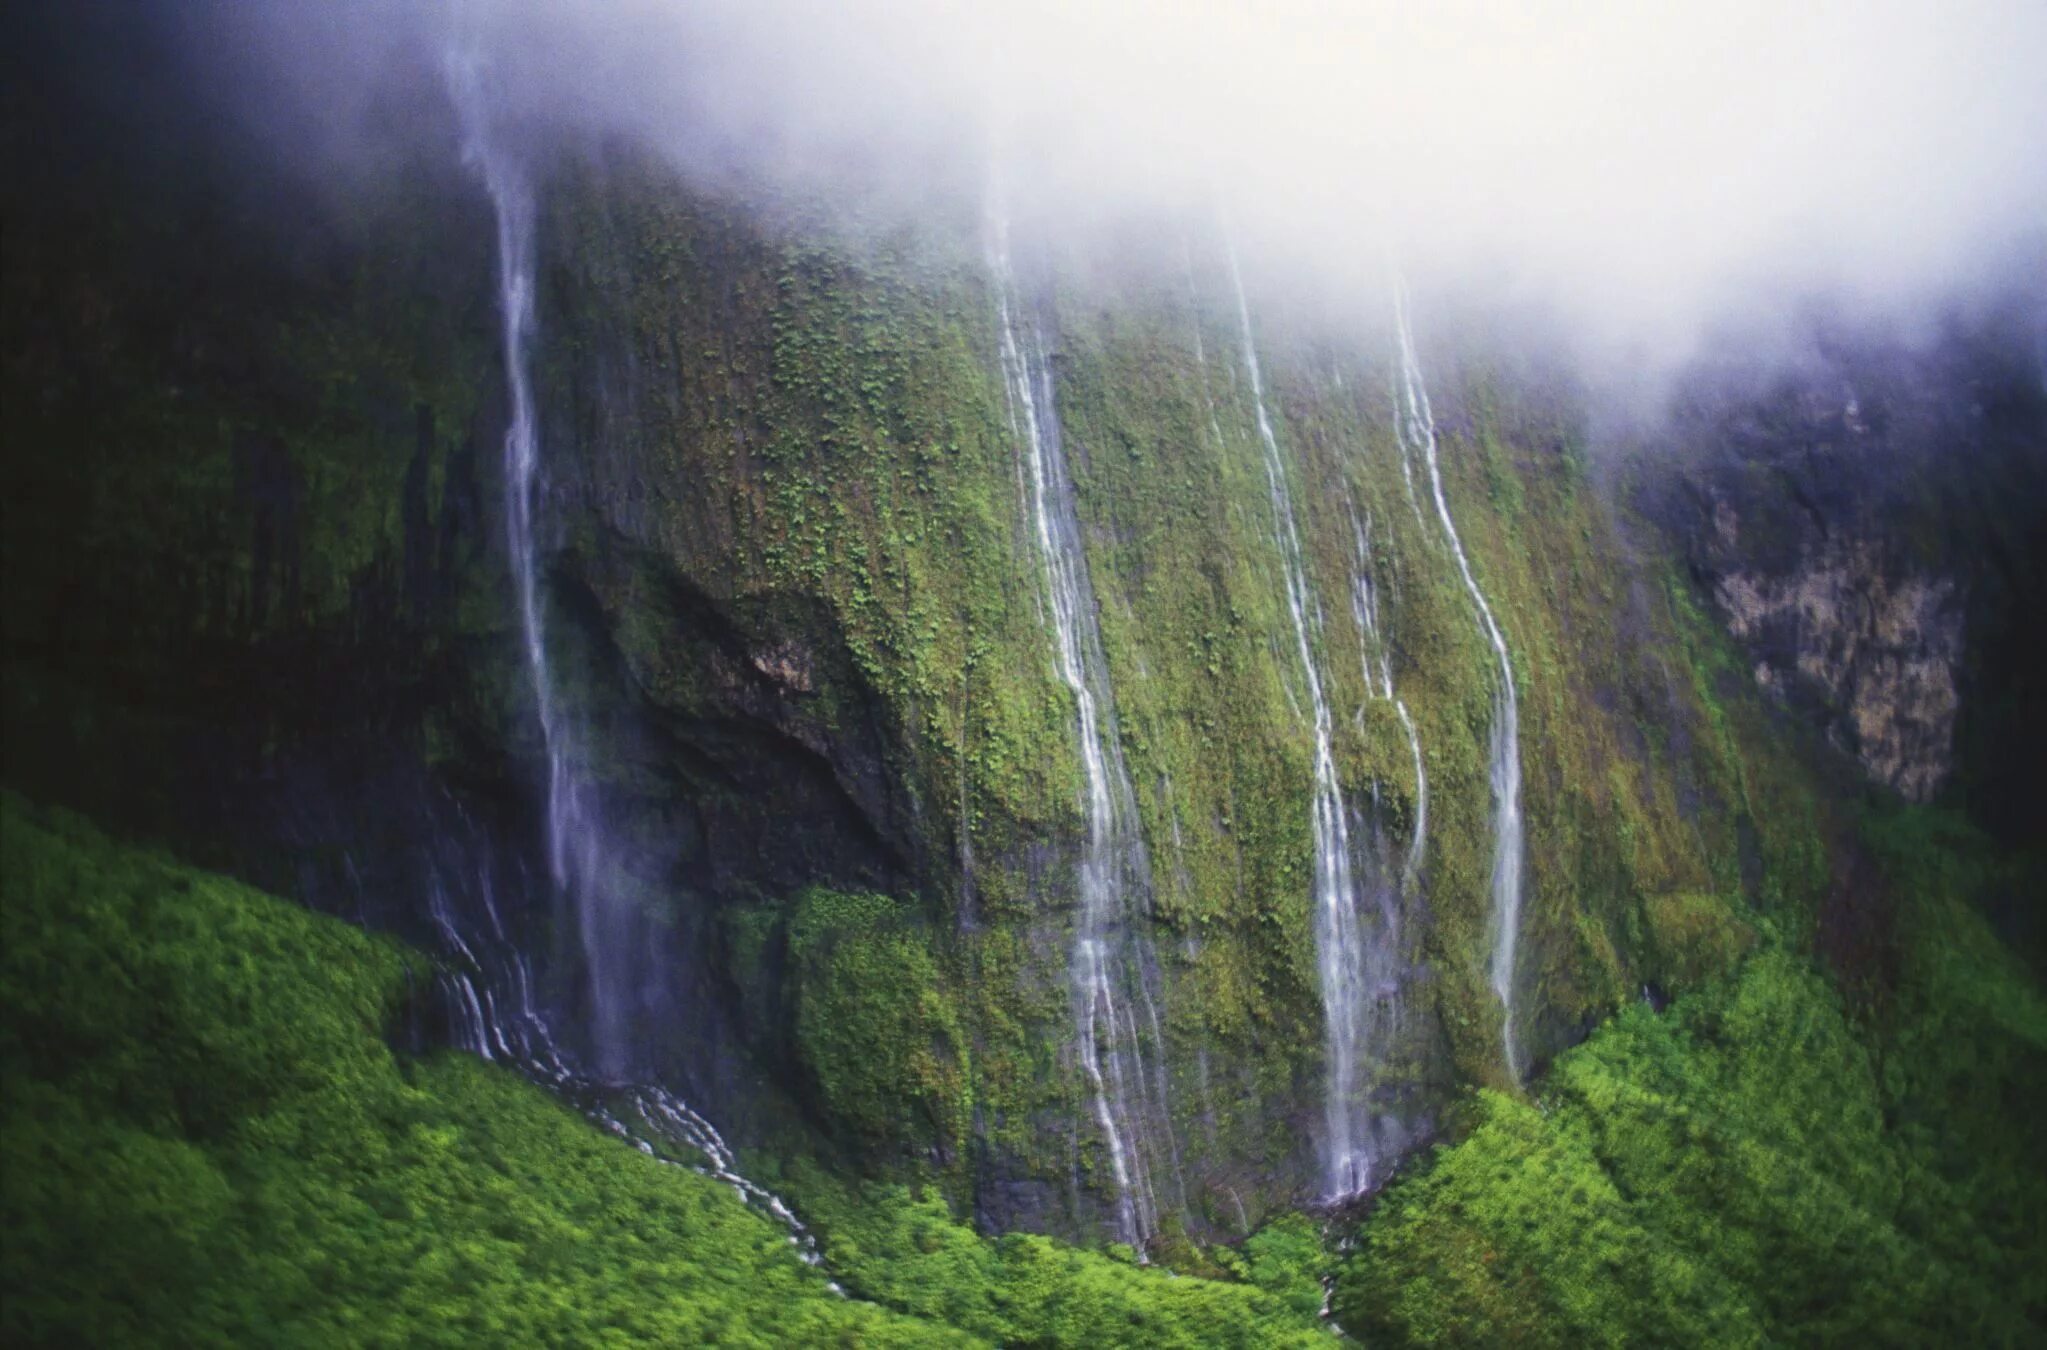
990,204,1180,1249
448,48,648,1082
1395,701,1428,894
1183,242,1228,450
1392,284,1526,1083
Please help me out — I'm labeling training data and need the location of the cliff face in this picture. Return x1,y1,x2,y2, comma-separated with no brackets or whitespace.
13,28,2039,1249
1710,535,1961,801
509,148,1834,1235
1649,313,2047,825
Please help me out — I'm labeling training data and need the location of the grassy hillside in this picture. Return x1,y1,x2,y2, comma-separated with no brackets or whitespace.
10,785,2032,1345
0,794,1328,1346
1332,805,2047,1346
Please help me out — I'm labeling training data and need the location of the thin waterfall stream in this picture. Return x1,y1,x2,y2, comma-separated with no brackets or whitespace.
1345,501,1430,895
447,49,643,1084
441,46,823,1263
1226,249,1390,1198
1393,284,1527,1083
989,203,1180,1251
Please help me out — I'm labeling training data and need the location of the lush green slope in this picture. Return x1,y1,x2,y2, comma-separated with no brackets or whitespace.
779,1174,1327,1346
0,795,1329,1346
1332,807,2047,1347
8,786,2036,1346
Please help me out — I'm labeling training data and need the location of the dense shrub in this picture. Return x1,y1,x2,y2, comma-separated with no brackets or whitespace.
1335,811,2047,1346
0,797,1328,1346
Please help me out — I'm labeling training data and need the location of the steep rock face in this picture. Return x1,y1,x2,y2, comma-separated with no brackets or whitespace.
1710,533,1961,801
1655,309,2047,817
0,19,515,914
506,155,1827,1236
2,29,1847,1249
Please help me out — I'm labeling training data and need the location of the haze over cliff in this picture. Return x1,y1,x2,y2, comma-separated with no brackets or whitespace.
89,0,2047,374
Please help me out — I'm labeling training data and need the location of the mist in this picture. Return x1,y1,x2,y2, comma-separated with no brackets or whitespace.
141,0,2047,380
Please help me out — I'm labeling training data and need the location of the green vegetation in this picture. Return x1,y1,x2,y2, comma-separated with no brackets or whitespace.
9,785,2035,1346
1333,807,2046,1347
0,795,915,1344
0,85,1991,1242
783,1173,1328,1347
786,888,973,1162
0,794,1336,1345
5,34,2041,1338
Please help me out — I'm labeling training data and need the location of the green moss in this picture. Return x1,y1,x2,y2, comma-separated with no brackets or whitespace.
1637,889,1757,987
787,888,973,1163
5,109,1883,1231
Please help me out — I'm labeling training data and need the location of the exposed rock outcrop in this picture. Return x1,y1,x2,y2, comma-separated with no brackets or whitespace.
1654,306,2047,814
1710,534,1961,801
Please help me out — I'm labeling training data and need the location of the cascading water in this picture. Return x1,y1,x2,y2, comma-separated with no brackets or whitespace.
990,203,1180,1250
1183,241,1228,449
1392,283,1526,1083
1395,702,1429,893
1345,502,1430,895
1227,250,1399,1197
440,46,822,1262
446,51,647,1083
1347,504,1391,703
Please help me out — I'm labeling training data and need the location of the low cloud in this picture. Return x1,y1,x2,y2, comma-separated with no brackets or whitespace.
151,0,2047,375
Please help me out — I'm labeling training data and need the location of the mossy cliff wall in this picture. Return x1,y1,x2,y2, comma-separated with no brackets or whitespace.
3,53,1839,1247
494,147,1830,1238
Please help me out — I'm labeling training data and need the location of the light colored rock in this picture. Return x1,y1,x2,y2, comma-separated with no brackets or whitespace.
1712,536,1961,802
749,643,815,692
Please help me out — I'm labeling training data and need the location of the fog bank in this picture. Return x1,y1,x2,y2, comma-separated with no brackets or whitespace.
136,0,2047,374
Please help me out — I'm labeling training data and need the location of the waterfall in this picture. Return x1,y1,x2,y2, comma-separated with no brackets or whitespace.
1395,701,1429,894
1226,249,1392,1198
1347,504,1391,702
447,48,648,1082
1346,502,1430,894
440,48,822,1264
1392,284,1526,1083
1183,240,1228,449
989,204,1180,1251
